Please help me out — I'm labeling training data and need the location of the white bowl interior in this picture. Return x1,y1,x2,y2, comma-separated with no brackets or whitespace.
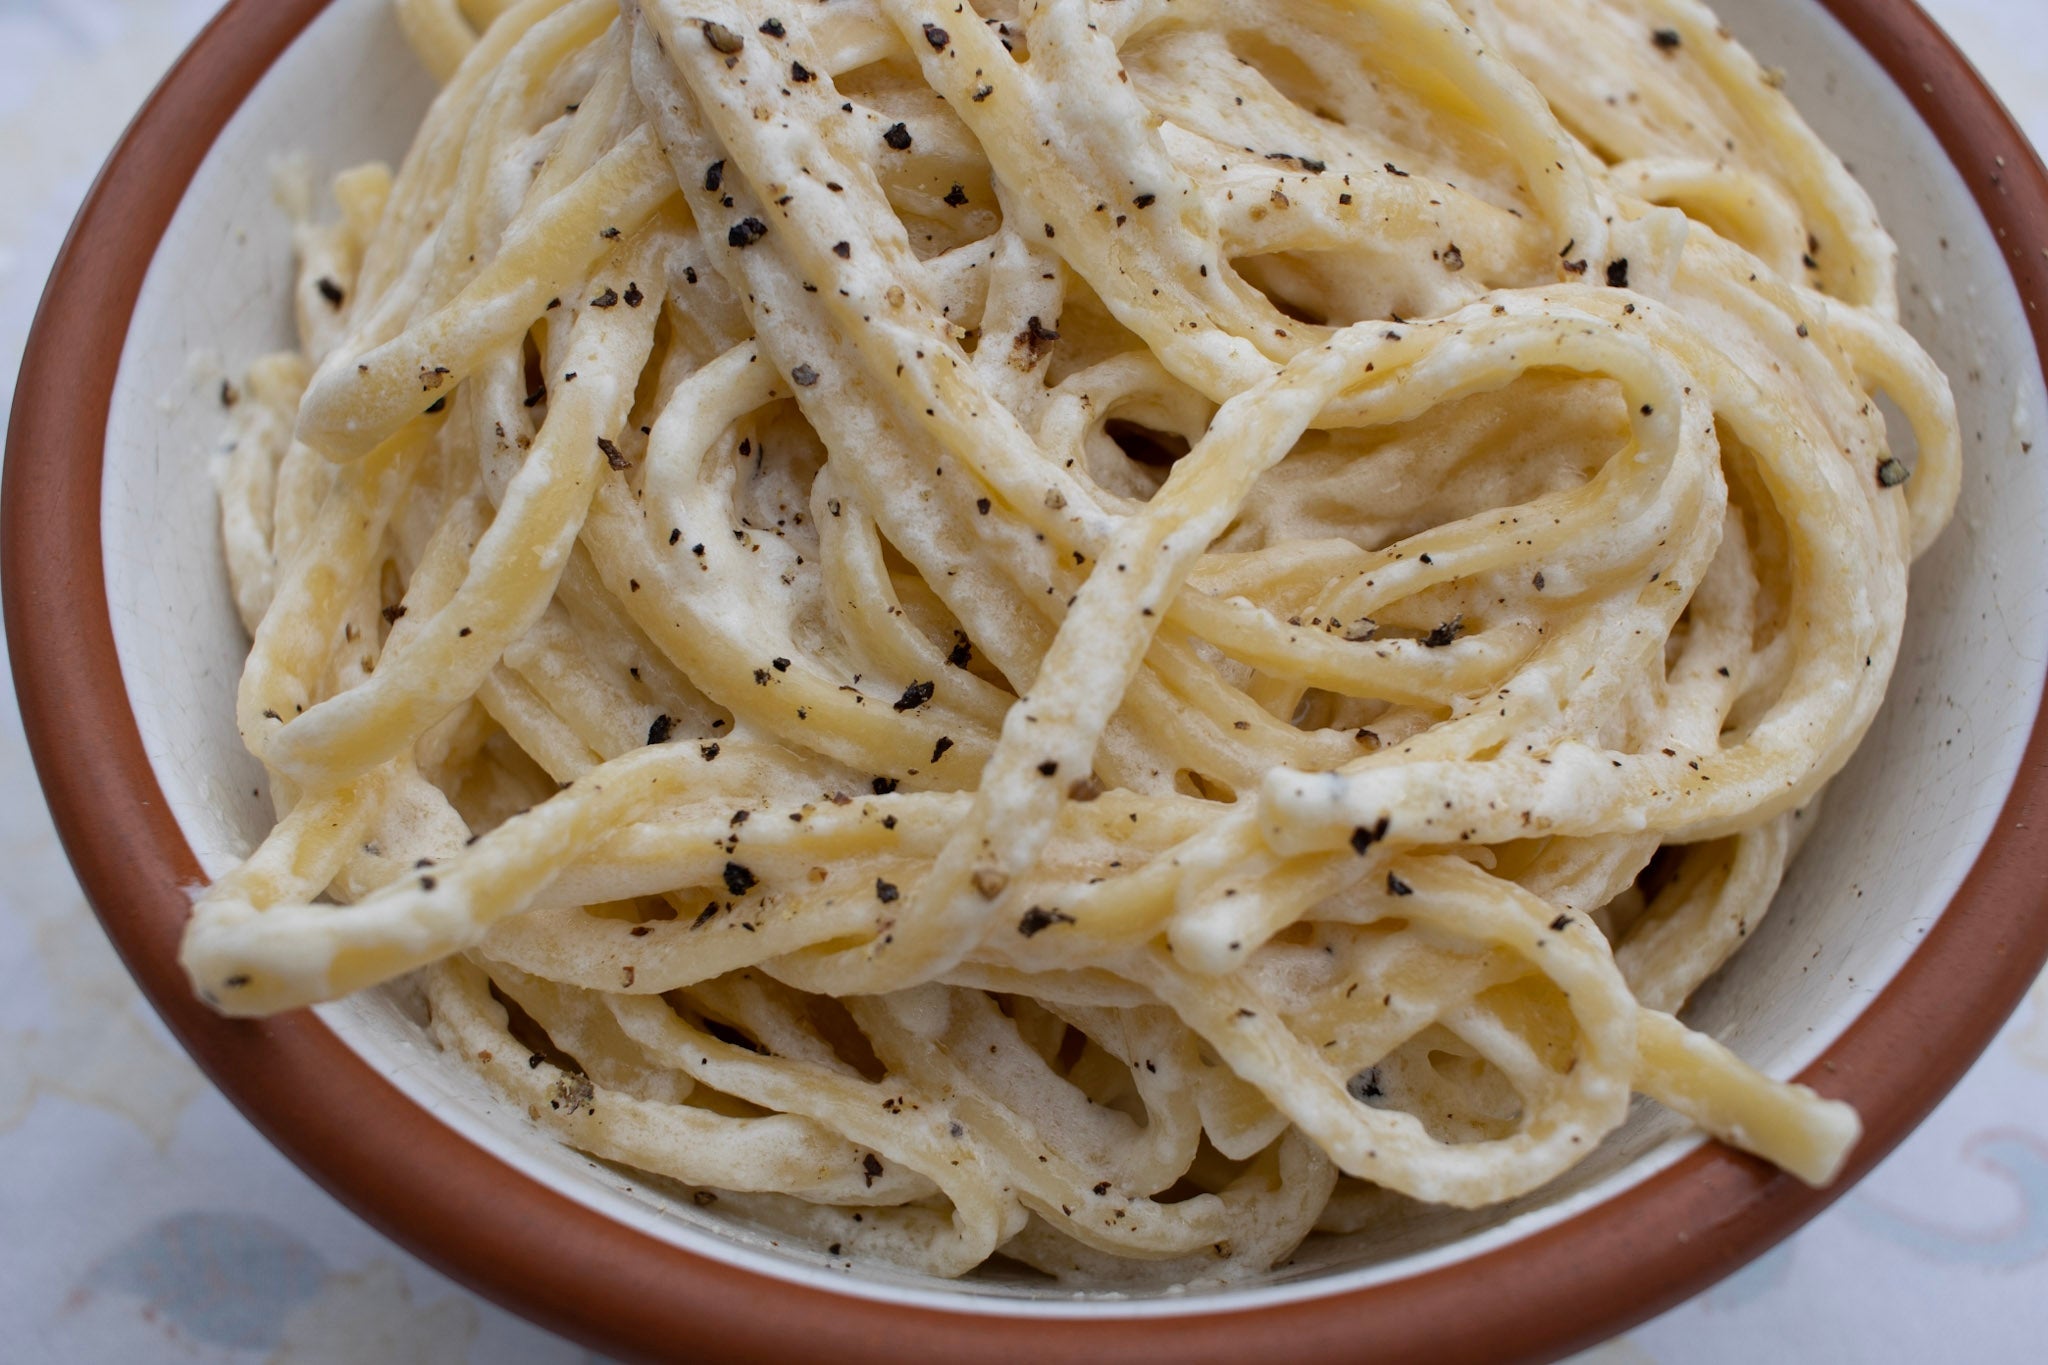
100,0,2048,1316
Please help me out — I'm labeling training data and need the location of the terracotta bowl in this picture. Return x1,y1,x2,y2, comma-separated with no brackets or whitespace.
8,0,2048,1359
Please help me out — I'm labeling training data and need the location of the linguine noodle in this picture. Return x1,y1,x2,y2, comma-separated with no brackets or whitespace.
184,0,1958,1284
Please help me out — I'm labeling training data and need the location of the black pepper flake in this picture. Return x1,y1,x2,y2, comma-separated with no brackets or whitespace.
1384,162,1409,177
1443,243,1465,272
1550,914,1573,932
759,18,784,37
894,679,935,711
876,879,900,903
1606,259,1630,288
1018,906,1076,937
1350,816,1389,854
684,265,699,284
833,240,851,258
419,875,437,891
729,217,768,248
317,277,345,307
1533,571,1547,591
1134,193,1157,209
591,287,619,308
691,902,720,929
648,714,675,745
772,657,792,672
1877,458,1910,487
1423,615,1465,647
702,20,744,54
221,380,239,407
792,363,820,387
704,161,724,192
723,862,758,897
600,226,621,240
1037,760,1059,777
1563,258,1589,276
382,604,408,624
862,1153,884,1185
1387,872,1413,896
670,527,682,545
975,497,992,515
701,742,721,761
1653,27,1683,50
524,385,545,408
947,633,974,666
791,61,814,82
873,776,899,795
923,22,950,49
598,437,628,470
882,122,913,151
973,84,993,101
932,736,954,763
1348,1068,1384,1101
624,282,644,307
944,183,969,207
1013,315,1060,364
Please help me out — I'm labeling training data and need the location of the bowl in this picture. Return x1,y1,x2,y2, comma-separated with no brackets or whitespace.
8,0,2048,1359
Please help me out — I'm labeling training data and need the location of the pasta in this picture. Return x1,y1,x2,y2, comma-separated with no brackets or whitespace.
183,0,1958,1285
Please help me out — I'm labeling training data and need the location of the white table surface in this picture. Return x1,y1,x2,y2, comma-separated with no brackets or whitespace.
2,2,2045,1361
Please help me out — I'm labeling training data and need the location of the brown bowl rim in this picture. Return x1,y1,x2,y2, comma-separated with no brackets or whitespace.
6,1,2047,1361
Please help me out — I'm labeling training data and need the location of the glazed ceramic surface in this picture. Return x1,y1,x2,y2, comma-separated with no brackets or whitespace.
90,0,2048,1319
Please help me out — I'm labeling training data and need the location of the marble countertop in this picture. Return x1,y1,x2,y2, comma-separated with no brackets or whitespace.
2,2,2044,1360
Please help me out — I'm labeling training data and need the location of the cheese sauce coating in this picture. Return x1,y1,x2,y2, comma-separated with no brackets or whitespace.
185,0,1957,1284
